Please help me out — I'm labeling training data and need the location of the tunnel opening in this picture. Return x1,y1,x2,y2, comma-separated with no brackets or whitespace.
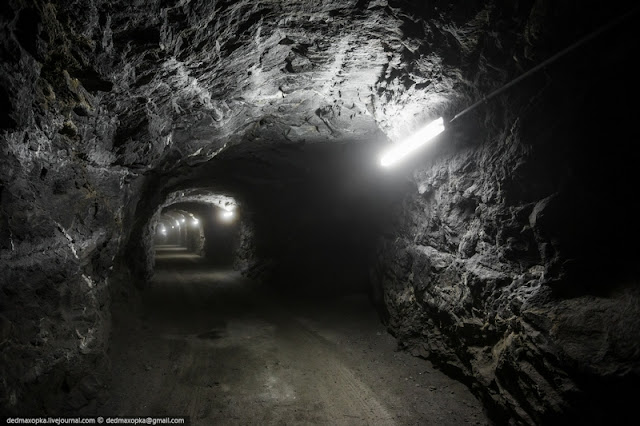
132,189,244,279
152,202,241,268
131,137,413,304
161,139,413,299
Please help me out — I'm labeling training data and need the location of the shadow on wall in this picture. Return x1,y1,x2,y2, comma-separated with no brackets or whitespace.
202,209,239,266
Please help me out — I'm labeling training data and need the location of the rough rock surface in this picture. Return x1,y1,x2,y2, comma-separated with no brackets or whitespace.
1,0,639,421
371,2,640,424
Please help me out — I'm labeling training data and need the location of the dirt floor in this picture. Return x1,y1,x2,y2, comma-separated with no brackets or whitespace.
102,245,489,425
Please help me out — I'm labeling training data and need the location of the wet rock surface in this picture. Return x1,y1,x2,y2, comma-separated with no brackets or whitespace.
1,0,639,422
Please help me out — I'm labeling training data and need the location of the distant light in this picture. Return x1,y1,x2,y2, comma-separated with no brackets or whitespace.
171,225,175,229
220,210,234,221
180,218,186,223
192,218,199,225
380,117,445,167
175,220,180,226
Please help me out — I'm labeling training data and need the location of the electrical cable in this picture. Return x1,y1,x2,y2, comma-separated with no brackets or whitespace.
448,5,640,125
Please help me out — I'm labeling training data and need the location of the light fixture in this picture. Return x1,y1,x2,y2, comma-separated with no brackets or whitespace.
171,225,175,229
192,218,199,225
380,117,445,167
180,218,186,223
175,220,180,226
220,210,234,221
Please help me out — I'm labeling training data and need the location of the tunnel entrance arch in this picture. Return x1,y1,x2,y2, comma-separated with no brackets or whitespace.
142,191,248,280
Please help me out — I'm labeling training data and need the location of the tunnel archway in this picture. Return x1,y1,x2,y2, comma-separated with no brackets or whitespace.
138,190,246,278
154,204,239,266
126,139,412,302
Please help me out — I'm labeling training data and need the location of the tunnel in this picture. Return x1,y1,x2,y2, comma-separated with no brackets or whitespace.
1,1,639,424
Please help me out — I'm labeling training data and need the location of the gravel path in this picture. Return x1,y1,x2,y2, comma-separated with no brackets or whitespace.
103,246,489,425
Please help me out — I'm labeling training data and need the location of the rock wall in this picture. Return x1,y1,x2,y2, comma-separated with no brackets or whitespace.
184,221,205,256
0,0,141,413
233,217,257,273
372,3,640,423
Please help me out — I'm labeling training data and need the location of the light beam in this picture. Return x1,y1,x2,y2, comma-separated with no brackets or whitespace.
380,117,445,167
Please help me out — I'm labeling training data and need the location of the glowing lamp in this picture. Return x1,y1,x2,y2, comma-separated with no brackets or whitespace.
380,117,445,167
175,220,180,226
192,218,199,225
220,210,234,221
180,218,186,223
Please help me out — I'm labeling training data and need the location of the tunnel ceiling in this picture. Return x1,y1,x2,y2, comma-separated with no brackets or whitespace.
162,190,236,210
4,0,630,181
2,0,574,176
